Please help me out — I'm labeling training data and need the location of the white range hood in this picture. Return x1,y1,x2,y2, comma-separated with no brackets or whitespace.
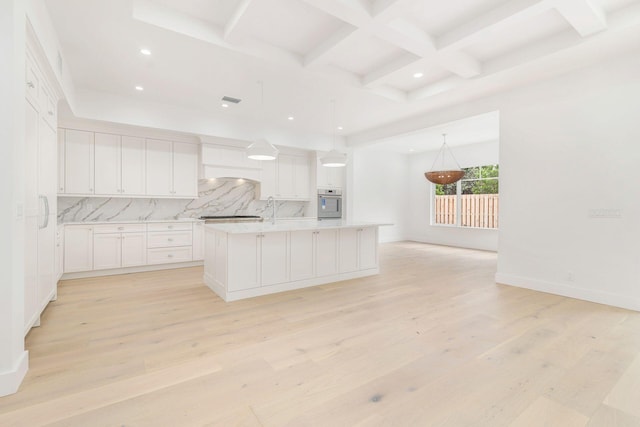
201,144,263,181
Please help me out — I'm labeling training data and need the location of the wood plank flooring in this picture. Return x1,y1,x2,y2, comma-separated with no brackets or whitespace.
1,242,639,426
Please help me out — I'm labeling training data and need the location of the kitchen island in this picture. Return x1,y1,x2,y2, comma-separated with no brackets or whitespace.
204,220,385,302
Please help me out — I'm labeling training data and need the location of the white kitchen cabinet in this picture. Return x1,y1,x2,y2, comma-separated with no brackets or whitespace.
64,225,94,272
147,222,194,265
93,233,122,270
192,221,204,261
260,154,311,200
145,139,173,196
172,142,199,197
94,133,146,196
64,129,94,195
57,130,65,193
317,155,344,189
339,227,378,273
121,136,146,195
94,133,121,195
121,233,147,267
146,139,198,198
289,229,337,281
56,226,63,281
226,231,288,291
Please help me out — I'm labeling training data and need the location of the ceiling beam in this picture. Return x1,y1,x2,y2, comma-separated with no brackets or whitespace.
304,24,360,67
555,0,607,37
300,0,371,27
223,0,254,41
362,53,421,86
437,0,550,51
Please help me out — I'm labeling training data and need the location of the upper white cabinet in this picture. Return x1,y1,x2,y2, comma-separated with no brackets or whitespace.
145,139,173,196
316,155,344,189
95,133,146,196
64,129,94,195
59,129,197,198
146,139,198,198
260,154,311,200
172,142,199,197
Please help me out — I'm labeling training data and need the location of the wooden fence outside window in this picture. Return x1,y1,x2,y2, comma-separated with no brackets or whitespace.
434,194,499,229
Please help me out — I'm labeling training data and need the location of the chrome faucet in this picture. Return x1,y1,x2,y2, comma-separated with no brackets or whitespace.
266,196,276,224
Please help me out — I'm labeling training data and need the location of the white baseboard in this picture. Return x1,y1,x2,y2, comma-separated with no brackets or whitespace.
61,261,204,280
0,351,29,397
495,272,640,312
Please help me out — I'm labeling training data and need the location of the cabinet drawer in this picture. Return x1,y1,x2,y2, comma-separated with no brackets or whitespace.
147,247,192,264
147,222,193,232
147,231,192,248
93,223,146,234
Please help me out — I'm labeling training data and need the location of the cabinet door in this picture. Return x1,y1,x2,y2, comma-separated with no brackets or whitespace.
327,167,344,189
358,227,378,270
192,222,204,261
64,226,94,272
339,228,358,273
65,130,94,194
260,160,277,200
228,234,259,291
214,232,227,286
121,136,146,195
145,139,173,196
277,154,295,198
260,232,288,286
121,232,147,267
93,233,122,270
172,142,198,197
94,133,121,195
294,156,310,199
316,229,338,277
290,230,315,281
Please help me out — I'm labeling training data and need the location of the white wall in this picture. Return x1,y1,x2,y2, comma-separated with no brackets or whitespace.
408,140,500,251
495,53,640,312
350,149,409,242
351,48,640,312
0,0,29,397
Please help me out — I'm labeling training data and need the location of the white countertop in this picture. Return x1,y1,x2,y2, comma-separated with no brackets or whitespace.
204,220,390,234
61,218,203,226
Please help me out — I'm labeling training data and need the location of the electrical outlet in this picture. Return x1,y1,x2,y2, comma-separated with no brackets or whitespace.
565,271,574,282
588,209,622,218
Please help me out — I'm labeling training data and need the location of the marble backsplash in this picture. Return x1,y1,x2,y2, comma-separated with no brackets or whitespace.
57,179,308,223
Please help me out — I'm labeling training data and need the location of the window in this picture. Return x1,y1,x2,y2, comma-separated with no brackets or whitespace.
433,164,499,229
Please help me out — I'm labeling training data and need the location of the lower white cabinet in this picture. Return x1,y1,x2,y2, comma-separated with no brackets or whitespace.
63,221,200,274
227,231,288,292
205,225,381,302
64,225,94,273
93,224,147,270
289,229,338,281
339,227,378,273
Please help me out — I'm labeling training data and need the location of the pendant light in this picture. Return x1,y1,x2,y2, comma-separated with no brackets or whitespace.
424,134,464,184
247,81,278,161
321,99,347,168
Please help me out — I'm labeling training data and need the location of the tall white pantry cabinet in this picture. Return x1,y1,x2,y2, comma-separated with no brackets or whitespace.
24,42,59,335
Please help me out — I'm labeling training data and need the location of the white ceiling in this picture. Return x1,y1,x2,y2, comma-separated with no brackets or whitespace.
44,0,640,148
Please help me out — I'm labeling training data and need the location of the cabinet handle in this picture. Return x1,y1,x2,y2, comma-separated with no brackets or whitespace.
48,111,53,116
118,227,124,230
168,254,174,258
168,225,174,229
168,238,174,242
59,187,63,191
27,81,34,88
89,188,93,192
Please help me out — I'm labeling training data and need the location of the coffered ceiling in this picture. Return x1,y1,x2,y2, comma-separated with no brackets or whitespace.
44,0,640,148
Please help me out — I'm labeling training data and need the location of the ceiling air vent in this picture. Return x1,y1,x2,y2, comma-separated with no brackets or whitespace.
221,96,241,104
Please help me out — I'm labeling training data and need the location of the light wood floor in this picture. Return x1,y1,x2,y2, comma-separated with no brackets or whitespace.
1,242,639,427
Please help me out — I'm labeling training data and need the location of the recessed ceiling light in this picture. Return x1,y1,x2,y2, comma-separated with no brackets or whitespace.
288,116,294,121
221,103,229,108
140,48,151,55
409,148,415,152
135,86,144,91
337,126,343,130
413,72,424,78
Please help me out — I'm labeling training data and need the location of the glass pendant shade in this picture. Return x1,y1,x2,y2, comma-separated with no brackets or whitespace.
247,138,278,161
320,149,347,167
424,134,463,184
